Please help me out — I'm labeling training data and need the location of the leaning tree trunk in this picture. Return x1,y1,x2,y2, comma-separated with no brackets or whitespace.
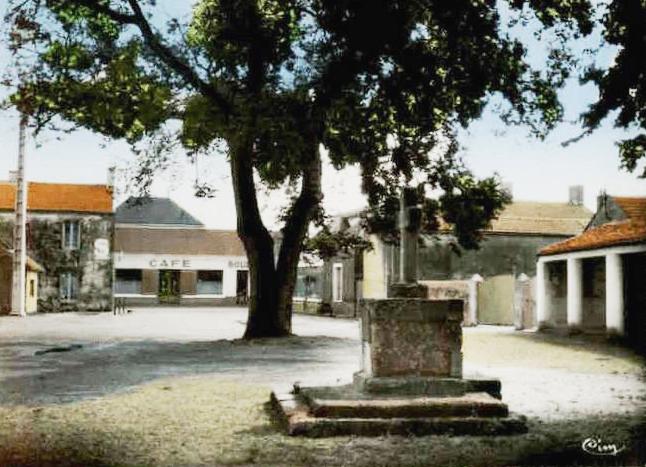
275,142,323,331
230,137,322,339
230,141,283,338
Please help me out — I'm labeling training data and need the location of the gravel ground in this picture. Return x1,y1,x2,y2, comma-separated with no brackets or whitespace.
0,308,644,466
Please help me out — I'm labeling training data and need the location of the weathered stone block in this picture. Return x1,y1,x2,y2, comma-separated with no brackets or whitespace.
360,299,463,378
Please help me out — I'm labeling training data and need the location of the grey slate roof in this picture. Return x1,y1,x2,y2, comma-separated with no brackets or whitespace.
115,197,204,226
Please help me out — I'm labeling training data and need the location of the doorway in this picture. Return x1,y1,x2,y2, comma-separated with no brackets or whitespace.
236,270,249,305
159,270,180,304
624,253,646,353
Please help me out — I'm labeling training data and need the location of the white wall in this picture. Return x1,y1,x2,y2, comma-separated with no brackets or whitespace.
115,253,247,298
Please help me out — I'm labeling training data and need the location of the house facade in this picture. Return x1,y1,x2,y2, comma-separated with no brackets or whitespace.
0,243,43,314
536,195,646,349
114,197,249,306
362,189,592,326
293,214,364,317
0,182,114,312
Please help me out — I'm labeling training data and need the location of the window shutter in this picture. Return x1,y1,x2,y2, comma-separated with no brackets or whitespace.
142,270,159,295
180,271,197,295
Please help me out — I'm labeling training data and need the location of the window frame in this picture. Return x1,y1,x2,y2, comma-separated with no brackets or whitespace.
59,272,79,301
196,270,224,296
62,220,81,250
115,269,143,295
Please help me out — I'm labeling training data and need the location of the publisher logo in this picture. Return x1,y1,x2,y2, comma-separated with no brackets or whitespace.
581,437,626,456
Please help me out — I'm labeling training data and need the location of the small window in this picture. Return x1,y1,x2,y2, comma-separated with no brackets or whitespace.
62,221,81,250
59,272,78,300
29,279,35,298
197,270,223,295
115,269,142,294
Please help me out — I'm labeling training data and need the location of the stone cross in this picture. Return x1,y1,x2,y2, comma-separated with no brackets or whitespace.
399,187,422,284
389,187,427,298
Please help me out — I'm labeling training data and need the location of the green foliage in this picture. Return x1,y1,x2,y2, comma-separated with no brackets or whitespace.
580,0,646,176
4,0,593,252
303,228,371,260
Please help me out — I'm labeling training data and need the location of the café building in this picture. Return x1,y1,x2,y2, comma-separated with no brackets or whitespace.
114,197,248,306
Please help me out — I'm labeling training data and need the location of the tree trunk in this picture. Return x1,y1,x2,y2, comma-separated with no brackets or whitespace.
230,137,322,339
230,141,285,338
275,141,323,331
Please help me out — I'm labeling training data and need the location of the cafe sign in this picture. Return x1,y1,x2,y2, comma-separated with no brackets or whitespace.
149,258,192,269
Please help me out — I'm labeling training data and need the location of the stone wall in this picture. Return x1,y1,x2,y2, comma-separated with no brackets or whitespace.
419,280,471,325
418,233,570,280
0,212,113,312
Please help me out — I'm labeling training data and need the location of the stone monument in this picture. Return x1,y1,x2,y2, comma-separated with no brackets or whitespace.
270,189,527,437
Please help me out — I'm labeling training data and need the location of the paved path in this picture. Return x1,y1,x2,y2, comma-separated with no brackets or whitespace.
0,308,644,422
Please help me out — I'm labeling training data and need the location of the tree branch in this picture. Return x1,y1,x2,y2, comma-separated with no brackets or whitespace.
64,0,232,115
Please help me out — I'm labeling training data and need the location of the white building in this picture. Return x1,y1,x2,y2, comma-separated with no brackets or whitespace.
536,195,646,347
114,197,248,306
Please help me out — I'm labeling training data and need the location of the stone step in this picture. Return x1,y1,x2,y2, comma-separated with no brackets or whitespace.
304,392,509,419
270,390,528,438
287,414,528,437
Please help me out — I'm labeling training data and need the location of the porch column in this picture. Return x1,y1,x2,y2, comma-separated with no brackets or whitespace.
605,252,625,335
567,257,583,330
536,259,551,329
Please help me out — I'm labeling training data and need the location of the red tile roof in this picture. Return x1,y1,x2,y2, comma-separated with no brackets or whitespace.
614,197,646,222
0,182,112,214
539,221,646,256
539,196,646,256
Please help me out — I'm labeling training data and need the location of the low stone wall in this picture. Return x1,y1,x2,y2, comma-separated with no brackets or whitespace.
293,299,357,318
419,280,472,325
292,300,322,315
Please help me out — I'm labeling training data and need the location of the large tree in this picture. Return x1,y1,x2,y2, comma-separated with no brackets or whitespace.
4,0,592,338
579,0,646,176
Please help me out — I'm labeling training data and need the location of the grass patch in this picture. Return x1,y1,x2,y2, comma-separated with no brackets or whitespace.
0,375,644,467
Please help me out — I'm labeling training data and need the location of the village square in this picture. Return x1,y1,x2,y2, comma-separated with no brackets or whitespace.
1,0,646,466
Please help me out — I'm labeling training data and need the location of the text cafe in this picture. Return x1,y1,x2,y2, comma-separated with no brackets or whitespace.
114,252,250,306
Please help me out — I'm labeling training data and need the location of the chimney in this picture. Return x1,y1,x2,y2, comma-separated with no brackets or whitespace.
597,190,609,217
568,185,584,206
107,167,115,190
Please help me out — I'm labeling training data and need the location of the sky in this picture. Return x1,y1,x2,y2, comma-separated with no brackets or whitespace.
0,1,643,229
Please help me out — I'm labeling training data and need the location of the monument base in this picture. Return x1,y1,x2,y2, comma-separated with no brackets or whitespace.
353,371,501,399
270,382,527,437
269,297,527,437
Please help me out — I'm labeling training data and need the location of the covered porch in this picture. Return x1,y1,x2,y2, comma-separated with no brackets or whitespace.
536,244,646,336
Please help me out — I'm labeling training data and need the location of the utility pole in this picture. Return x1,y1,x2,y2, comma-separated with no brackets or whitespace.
11,114,28,317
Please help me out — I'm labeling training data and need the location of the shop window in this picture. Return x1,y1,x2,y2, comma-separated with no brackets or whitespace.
59,272,79,300
116,269,142,294
294,271,322,299
197,270,223,295
62,220,81,250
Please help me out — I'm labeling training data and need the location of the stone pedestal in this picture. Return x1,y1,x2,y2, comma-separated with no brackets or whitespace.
360,299,463,379
270,297,527,437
